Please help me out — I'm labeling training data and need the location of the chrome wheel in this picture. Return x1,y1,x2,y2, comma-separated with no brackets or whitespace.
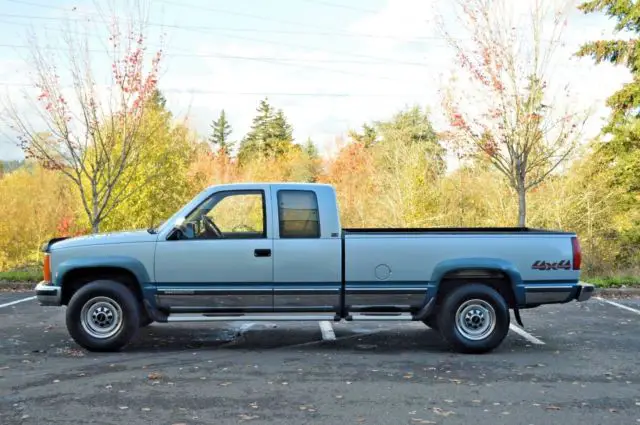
80,296,123,339
455,299,496,341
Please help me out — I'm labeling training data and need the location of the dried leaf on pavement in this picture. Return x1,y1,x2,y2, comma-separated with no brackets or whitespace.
148,372,163,380
432,407,454,417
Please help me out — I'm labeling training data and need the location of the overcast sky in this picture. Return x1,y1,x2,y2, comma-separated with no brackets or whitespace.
0,0,632,160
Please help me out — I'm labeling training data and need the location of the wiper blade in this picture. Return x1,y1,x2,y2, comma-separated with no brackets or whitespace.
147,227,157,234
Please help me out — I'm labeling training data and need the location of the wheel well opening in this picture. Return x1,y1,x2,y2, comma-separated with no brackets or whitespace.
60,267,143,305
435,269,516,308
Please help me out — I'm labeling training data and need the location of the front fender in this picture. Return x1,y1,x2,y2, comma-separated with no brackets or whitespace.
430,258,525,305
54,256,157,307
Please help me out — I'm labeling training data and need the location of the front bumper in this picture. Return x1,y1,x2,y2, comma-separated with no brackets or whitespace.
35,281,62,306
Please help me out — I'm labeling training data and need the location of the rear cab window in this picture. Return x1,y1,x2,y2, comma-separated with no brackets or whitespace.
277,190,320,238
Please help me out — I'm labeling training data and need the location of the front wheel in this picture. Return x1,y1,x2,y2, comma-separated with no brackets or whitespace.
66,280,141,352
437,284,510,354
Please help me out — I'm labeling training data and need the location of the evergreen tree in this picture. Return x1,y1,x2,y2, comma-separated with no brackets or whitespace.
303,137,319,159
348,123,377,147
238,98,294,162
149,88,167,110
576,0,640,263
209,109,233,153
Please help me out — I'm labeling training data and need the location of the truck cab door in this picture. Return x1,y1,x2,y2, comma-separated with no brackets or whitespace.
154,188,274,312
271,188,342,313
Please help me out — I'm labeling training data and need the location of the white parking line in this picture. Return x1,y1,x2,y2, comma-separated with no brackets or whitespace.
0,296,36,309
509,323,545,345
595,297,640,316
319,321,336,341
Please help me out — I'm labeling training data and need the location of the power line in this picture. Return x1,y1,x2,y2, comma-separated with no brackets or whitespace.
0,13,437,67
299,0,380,15
0,81,419,97
0,24,423,65
0,10,444,42
0,43,414,83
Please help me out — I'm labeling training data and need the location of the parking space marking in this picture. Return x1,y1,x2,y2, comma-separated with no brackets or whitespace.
509,323,545,345
0,296,36,309
595,297,640,316
319,321,336,341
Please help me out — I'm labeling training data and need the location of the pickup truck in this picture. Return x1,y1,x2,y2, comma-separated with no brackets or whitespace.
35,182,594,354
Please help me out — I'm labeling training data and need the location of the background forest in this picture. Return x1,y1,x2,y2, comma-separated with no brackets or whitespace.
0,0,638,284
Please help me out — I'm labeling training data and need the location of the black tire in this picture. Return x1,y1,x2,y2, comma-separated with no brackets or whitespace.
66,280,141,352
437,284,510,354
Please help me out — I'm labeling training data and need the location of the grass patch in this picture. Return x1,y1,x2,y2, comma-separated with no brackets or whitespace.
0,266,42,283
584,276,640,288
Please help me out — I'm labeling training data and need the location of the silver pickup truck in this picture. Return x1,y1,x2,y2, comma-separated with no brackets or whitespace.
35,182,593,354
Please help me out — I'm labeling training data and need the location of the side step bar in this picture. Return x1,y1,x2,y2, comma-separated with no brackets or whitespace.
166,313,416,323
167,314,339,322
348,313,413,321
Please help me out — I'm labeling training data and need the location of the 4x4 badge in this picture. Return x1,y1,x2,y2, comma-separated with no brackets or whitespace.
532,260,571,271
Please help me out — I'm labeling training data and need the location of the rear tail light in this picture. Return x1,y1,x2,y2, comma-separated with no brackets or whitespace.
43,253,52,283
571,236,581,270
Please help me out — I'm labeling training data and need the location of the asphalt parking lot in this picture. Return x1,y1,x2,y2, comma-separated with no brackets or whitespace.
1,292,639,425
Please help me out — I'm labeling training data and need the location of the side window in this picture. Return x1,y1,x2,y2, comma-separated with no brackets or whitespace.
208,192,265,238
278,190,320,239
177,190,266,240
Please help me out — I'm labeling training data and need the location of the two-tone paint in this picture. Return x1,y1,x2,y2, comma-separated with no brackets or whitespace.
35,182,593,319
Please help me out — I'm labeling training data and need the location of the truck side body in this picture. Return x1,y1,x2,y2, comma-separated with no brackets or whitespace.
35,182,593,353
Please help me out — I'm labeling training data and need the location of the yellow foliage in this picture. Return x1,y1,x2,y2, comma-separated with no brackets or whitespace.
0,165,79,270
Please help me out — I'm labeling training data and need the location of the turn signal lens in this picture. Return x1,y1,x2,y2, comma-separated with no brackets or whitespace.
43,253,52,283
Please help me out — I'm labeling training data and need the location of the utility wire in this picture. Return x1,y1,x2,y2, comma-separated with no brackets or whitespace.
0,81,420,98
0,12,436,67
299,0,380,14
0,42,415,83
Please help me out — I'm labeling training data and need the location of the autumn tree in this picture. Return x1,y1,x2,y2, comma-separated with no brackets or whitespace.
100,90,195,232
439,0,587,227
3,1,164,233
575,0,640,265
209,109,233,154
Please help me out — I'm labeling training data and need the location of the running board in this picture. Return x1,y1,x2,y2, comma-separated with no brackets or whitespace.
166,314,339,322
347,313,413,321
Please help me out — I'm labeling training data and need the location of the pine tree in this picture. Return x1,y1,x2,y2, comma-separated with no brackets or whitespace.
209,109,233,153
303,137,319,159
576,0,640,261
348,123,377,148
238,98,294,161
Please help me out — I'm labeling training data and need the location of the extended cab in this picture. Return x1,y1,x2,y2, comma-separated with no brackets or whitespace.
35,183,594,354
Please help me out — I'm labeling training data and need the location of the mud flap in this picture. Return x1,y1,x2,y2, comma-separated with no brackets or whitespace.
514,307,524,327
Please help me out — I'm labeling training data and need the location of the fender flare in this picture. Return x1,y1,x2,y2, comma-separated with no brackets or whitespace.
55,256,161,316
429,258,525,305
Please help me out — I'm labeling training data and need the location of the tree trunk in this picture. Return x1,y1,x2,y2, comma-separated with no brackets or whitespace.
517,187,526,228
91,184,100,234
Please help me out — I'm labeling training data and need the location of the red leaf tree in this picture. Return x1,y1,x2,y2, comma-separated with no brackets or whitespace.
438,0,588,227
4,1,164,233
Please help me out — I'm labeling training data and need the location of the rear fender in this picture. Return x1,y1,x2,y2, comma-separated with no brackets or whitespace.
429,258,525,305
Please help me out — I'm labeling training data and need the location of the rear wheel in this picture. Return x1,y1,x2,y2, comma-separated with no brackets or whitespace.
437,284,510,354
66,280,140,352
